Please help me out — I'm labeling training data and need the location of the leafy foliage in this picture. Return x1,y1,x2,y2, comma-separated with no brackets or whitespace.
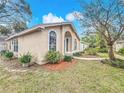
73,52,82,57
0,25,11,36
19,53,32,64
45,51,62,64
4,51,13,59
78,0,124,60
85,48,98,55
102,59,124,69
64,55,73,62
0,50,7,56
98,48,108,53
0,0,32,35
118,48,124,55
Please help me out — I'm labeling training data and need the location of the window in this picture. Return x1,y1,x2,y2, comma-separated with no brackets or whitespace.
14,39,18,52
74,39,77,50
11,39,18,52
9,41,11,50
49,31,56,51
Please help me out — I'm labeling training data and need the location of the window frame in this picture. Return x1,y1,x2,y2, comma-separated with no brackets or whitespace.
11,38,18,52
74,39,77,50
48,30,57,51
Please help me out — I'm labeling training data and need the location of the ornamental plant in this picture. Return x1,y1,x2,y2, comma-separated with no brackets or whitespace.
45,51,61,64
19,53,32,64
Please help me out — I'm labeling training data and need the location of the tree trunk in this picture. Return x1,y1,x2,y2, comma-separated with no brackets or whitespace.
108,44,115,60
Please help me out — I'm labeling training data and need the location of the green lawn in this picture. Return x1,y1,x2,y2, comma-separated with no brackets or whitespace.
0,60,124,93
97,53,109,58
97,53,124,60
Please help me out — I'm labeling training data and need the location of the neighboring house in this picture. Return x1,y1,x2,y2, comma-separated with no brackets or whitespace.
114,40,124,52
80,41,89,51
6,22,80,65
0,36,7,51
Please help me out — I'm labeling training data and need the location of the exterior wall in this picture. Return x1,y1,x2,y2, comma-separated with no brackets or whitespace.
61,25,80,54
7,24,80,65
0,36,7,51
80,43,89,51
114,41,124,52
18,30,48,64
0,41,6,51
46,26,62,53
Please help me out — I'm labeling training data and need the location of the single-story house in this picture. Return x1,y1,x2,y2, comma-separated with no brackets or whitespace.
114,40,124,52
80,41,89,51
0,36,7,52
6,22,81,65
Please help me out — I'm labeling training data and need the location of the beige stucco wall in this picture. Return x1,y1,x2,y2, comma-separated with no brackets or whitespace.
7,24,80,65
62,25,80,53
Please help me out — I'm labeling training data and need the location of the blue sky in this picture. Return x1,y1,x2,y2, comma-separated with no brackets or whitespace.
26,0,82,35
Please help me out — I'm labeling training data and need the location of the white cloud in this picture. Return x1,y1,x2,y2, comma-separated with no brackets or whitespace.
42,13,64,23
65,11,83,21
42,12,83,23
66,13,75,21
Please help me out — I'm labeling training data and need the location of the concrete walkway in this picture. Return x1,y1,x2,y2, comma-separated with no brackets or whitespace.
74,54,124,61
73,56,107,61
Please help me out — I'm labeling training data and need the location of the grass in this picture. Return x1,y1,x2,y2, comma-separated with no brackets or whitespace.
97,53,109,58
0,60,124,93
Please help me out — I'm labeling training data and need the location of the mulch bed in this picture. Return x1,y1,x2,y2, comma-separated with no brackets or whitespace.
42,60,77,71
0,57,77,72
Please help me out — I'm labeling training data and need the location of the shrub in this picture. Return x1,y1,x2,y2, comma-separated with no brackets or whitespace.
118,48,124,54
0,50,7,56
4,51,13,59
64,55,73,62
101,59,124,69
73,52,82,57
85,48,98,55
98,48,108,53
45,51,61,64
19,53,32,64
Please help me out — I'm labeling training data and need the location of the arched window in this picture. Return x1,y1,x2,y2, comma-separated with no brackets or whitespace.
74,39,77,50
49,31,56,51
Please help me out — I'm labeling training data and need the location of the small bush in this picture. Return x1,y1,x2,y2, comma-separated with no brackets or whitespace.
45,51,61,64
64,55,73,62
0,50,7,56
73,52,82,57
102,59,124,69
85,48,98,55
19,53,32,64
98,48,108,53
4,51,13,59
118,48,124,54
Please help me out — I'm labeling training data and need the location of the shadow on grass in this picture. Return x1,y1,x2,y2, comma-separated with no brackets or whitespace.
101,59,124,69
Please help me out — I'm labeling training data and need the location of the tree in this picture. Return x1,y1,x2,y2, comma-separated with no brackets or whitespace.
78,0,124,60
12,22,28,33
0,0,32,34
0,25,10,36
81,32,107,49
